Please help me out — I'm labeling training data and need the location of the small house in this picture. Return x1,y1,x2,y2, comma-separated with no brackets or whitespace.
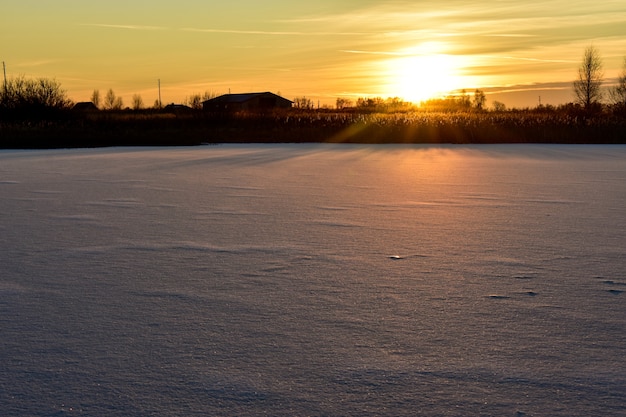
72,102,99,112
164,103,193,113
202,92,292,112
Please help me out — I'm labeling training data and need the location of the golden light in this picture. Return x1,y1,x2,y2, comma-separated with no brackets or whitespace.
383,45,466,103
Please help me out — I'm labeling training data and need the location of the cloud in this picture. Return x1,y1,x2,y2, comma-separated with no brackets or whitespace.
483,34,537,38
181,27,365,36
493,56,576,64
16,59,60,68
340,50,405,56
81,23,167,31
182,27,301,36
278,1,626,53
483,81,574,95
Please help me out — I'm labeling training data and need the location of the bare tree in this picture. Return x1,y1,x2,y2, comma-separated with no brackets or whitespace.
104,88,123,110
458,89,471,110
336,97,352,110
293,96,314,110
356,97,385,111
0,76,71,111
473,89,486,110
609,57,626,111
186,94,202,109
184,91,218,109
131,94,144,110
104,89,116,110
91,89,101,108
492,100,506,111
573,46,603,109
202,91,218,101
382,97,401,112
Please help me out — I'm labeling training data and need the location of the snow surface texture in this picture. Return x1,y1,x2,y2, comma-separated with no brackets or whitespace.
1,144,625,416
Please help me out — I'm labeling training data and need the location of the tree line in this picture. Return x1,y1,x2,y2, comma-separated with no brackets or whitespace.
87,88,219,111
1,45,625,118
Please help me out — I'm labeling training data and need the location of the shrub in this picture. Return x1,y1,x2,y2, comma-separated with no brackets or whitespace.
1,76,72,117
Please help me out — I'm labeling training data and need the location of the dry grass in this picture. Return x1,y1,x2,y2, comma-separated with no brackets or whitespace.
2,108,626,148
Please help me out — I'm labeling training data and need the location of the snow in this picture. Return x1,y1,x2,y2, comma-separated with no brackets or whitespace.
1,144,625,416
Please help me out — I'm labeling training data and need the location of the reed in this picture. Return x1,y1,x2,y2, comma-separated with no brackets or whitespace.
2,108,625,148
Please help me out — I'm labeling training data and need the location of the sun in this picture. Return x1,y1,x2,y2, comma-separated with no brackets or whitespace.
385,52,465,103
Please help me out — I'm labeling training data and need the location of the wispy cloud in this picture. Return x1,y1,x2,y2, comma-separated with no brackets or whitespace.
16,59,59,68
181,27,366,36
81,23,167,31
280,1,626,53
182,27,302,36
83,23,363,36
340,50,404,56
483,81,576,95
495,56,576,64
484,34,537,38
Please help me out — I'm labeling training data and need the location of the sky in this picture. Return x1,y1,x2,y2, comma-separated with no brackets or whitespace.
2,0,626,108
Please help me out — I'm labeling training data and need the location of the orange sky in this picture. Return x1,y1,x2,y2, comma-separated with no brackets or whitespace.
2,1,626,108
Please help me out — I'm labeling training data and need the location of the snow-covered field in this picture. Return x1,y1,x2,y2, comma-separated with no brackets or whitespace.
1,144,625,416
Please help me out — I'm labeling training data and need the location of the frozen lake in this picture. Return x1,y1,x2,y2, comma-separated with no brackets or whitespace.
1,144,625,416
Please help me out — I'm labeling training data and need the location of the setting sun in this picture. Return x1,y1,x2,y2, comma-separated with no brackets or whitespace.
2,1,625,107
385,52,466,103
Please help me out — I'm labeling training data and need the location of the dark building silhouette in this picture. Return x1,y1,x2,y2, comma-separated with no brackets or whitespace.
202,92,292,112
72,102,99,112
164,103,193,113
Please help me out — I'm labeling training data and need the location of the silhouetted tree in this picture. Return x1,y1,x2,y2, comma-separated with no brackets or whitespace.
336,97,352,110
185,91,217,109
104,88,116,110
384,97,412,112
609,57,626,112
473,89,486,110
202,91,217,101
0,76,71,116
293,96,314,110
573,46,603,110
355,97,385,112
131,94,144,110
104,88,123,110
458,89,471,110
91,89,101,108
421,96,459,112
187,94,202,109
492,100,506,111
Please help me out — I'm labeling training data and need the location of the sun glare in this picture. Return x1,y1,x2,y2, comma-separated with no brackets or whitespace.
385,52,466,103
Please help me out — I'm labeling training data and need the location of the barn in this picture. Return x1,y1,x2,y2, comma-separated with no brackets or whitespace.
202,92,292,112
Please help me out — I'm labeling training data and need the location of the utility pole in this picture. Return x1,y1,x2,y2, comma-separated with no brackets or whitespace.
158,79,162,108
2,61,6,92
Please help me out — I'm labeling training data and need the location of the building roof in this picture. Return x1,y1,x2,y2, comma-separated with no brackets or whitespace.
164,103,192,111
203,92,292,104
72,101,99,111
